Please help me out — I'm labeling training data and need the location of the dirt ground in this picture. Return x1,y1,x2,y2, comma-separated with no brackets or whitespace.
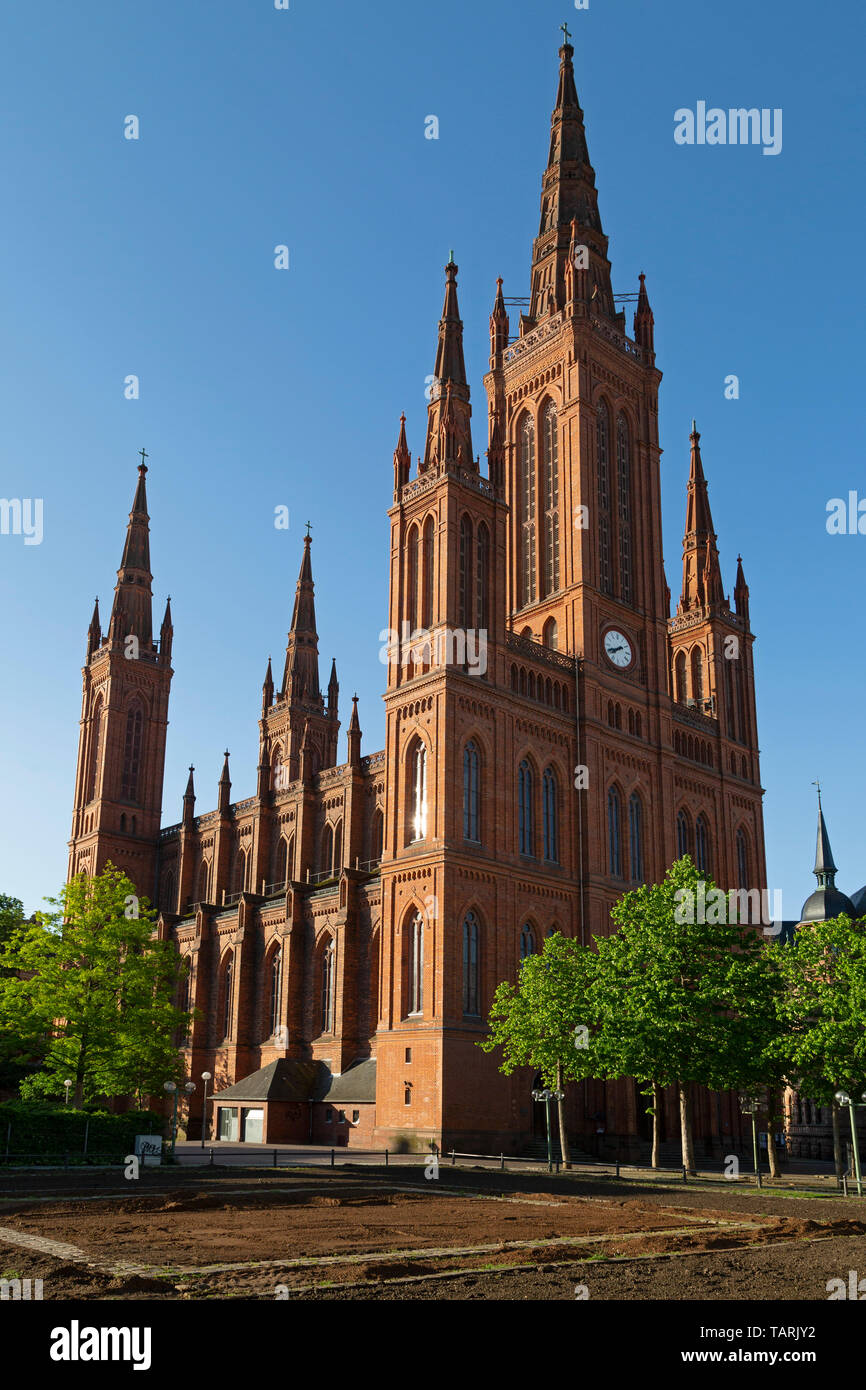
1,1164,864,1301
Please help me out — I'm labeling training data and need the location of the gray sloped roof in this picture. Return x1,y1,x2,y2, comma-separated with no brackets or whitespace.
212,1059,331,1104
322,1058,377,1103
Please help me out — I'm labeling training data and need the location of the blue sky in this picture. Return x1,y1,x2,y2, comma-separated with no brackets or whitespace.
1,0,863,918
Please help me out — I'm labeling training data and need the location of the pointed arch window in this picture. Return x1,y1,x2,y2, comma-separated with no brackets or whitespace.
321,823,334,876
736,829,749,891
222,954,234,1040
321,938,335,1033
422,516,435,628
542,403,560,598
87,696,104,802
463,911,480,1016
675,650,687,704
333,820,343,875
628,793,643,883
198,859,210,905
519,924,536,960
463,740,480,842
273,836,288,888
608,786,622,878
543,617,558,650
371,808,384,864
542,767,559,863
597,405,612,595
269,947,282,1037
411,742,428,841
691,647,704,706
519,417,537,606
676,810,691,860
459,515,473,628
695,815,710,874
518,759,535,856
120,702,143,802
407,525,419,629
616,414,632,604
235,847,247,895
476,522,490,632
408,914,424,1015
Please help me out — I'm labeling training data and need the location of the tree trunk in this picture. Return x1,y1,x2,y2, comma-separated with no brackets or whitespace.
832,1101,845,1181
765,1087,781,1181
678,1079,696,1174
73,1021,89,1109
556,1063,570,1168
651,1081,662,1169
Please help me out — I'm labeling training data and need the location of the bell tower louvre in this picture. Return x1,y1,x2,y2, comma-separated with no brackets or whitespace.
66,39,766,1157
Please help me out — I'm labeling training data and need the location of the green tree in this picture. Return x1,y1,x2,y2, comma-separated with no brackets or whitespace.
0,865,192,1107
0,894,25,952
479,933,599,1164
592,858,781,1173
773,914,866,1179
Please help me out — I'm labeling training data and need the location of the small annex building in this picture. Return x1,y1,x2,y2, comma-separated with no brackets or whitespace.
210,1057,377,1147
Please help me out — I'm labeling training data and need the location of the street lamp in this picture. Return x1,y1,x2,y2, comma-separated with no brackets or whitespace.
532,1087,565,1172
738,1092,763,1188
200,1072,212,1149
63,1079,72,1107
163,1081,178,1157
834,1091,866,1197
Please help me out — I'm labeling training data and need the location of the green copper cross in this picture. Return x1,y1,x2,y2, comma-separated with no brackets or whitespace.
305,520,312,537
561,22,572,45
139,447,148,467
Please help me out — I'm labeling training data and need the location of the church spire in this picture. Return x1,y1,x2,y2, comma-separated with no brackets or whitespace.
159,596,173,668
529,38,613,323
182,765,196,828
108,452,155,648
489,277,509,360
86,596,101,662
734,555,750,628
393,413,410,493
678,423,725,613
262,655,274,714
281,532,321,704
813,786,838,886
218,750,231,812
633,272,655,354
347,693,362,766
422,257,474,473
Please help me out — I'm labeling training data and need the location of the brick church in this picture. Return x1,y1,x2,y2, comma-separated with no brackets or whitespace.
67,39,766,1154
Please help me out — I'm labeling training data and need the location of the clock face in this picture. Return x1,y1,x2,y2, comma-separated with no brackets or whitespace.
604,629,633,669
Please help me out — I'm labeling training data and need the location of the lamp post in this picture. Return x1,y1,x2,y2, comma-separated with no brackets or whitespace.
738,1092,762,1188
532,1087,565,1172
163,1081,178,1157
834,1091,866,1197
63,1079,72,1107
200,1072,212,1149
182,1081,195,1149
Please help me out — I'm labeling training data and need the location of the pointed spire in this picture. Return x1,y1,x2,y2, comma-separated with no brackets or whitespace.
281,534,321,704
183,765,196,828
529,39,611,322
633,272,655,353
347,693,362,767
327,657,339,719
218,750,231,812
678,423,725,613
734,555,750,628
393,413,411,493
262,655,274,713
108,454,155,648
489,277,509,360
423,260,474,472
813,786,838,885
86,596,101,662
159,596,173,667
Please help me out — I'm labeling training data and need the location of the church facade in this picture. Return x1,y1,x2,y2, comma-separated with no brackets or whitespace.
67,41,766,1154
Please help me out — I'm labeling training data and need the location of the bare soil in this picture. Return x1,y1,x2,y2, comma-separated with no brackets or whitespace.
1,1165,864,1301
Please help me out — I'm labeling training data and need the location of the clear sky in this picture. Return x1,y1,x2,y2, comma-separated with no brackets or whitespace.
1,0,863,920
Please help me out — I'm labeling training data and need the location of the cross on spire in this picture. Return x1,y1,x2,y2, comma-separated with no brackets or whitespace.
138,447,148,470
560,21,572,45
305,520,312,538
